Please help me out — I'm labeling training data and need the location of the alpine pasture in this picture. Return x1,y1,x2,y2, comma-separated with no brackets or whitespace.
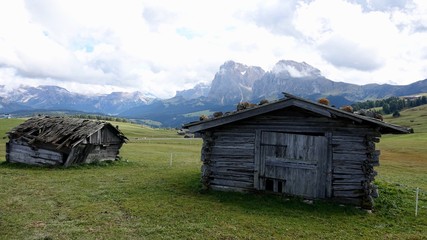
0,111,426,239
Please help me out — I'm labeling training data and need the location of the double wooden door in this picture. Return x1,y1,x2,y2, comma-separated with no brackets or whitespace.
256,131,329,198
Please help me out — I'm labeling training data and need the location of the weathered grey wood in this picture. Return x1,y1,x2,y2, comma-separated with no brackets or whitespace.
210,166,255,174
210,178,253,188
332,184,363,191
184,94,410,210
210,185,249,193
259,132,328,198
334,190,365,198
8,152,61,165
370,150,380,166
7,143,64,165
63,147,77,167
6,116,127,167
254,130,261,190
332,160,367,167
333,167,364,175
212,162,255,168
210,157,254,162
325,132,333,198
8,144,63,161
211,173,254,182
211,147,254,156
333,173,366,179
333,178,367,184
333,153,368,161
266,159,317,170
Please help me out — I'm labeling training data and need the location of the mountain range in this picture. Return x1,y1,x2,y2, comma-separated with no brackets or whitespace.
0,85,155,115
1,60,427,127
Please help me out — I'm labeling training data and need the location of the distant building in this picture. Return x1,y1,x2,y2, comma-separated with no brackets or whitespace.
6,116,127,167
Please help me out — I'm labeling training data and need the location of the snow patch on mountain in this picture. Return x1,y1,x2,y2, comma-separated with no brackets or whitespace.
272,60,322,78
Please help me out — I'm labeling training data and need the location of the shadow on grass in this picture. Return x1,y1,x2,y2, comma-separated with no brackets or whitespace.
162,170,366,218
0,159,136,170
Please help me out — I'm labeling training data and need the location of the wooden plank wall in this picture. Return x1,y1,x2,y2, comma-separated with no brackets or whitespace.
331,132,380,209
201,127,256,192
200,109,381,208
85,145,122,163
6,141,63,166
89,127,122,145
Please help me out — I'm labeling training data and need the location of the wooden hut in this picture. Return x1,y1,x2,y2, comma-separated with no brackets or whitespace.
183,93,411,209
6,116,127,167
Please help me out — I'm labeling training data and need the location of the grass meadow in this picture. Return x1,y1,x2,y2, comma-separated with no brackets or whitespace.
0,111,426,239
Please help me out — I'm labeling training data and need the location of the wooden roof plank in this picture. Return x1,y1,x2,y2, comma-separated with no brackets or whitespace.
7,116,127,150
186,100,295,132
184,94,411,134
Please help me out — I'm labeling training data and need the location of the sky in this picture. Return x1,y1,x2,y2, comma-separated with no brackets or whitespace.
0,0,426,98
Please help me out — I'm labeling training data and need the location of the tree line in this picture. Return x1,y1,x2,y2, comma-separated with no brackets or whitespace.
71,114,133,123
352,95,427,114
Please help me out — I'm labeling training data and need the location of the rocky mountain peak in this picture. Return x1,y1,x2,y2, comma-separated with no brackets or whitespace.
208,61,265,104
175,82,210,100
218,60,247,75
272,60,322,78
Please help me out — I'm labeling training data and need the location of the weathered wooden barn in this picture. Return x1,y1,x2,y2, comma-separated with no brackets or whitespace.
184,94,411,209
6,116,127,167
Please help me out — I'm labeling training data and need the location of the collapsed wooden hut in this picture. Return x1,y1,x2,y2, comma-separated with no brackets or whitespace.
6,116,127,167
183,93,411,209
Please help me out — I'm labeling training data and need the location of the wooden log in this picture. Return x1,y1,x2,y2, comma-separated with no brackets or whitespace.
213,143,254,149
210,166,255,173
333,168,364,175
333,174,366,179
332,184,363,191
211,169,255,176
265,160,317,170
333,165,363,171
334,190,364,198
210,178,253,188
368,150,380,166
332,142,367,151
333,178,366,184
210,185,249,193
210,157,254,162
8,152,62,166
333,153,367,161
211,173,254,182
212,162,255,168
333,160,364,167
8,144,63,161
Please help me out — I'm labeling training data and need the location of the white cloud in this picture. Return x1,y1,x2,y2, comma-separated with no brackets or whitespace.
0,0,426,98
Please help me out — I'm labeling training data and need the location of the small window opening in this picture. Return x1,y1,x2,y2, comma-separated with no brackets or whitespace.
265,179,274,191
277,181,283,193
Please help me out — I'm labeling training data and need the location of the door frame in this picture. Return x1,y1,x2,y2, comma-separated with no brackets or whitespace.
254,130,332,198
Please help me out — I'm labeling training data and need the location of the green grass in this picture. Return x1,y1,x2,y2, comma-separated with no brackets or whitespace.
383,104,427,133
183,110,214,118
0,115,426,239
377,105,427,192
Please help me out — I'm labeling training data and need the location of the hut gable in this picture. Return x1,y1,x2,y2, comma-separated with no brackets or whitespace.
6,116,127,167
184,93,411,209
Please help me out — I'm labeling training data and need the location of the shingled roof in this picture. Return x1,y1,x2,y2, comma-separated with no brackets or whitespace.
8,116,127,151
184,93,412,134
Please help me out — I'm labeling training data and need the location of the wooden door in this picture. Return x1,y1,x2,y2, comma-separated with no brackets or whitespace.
257,132,329,198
